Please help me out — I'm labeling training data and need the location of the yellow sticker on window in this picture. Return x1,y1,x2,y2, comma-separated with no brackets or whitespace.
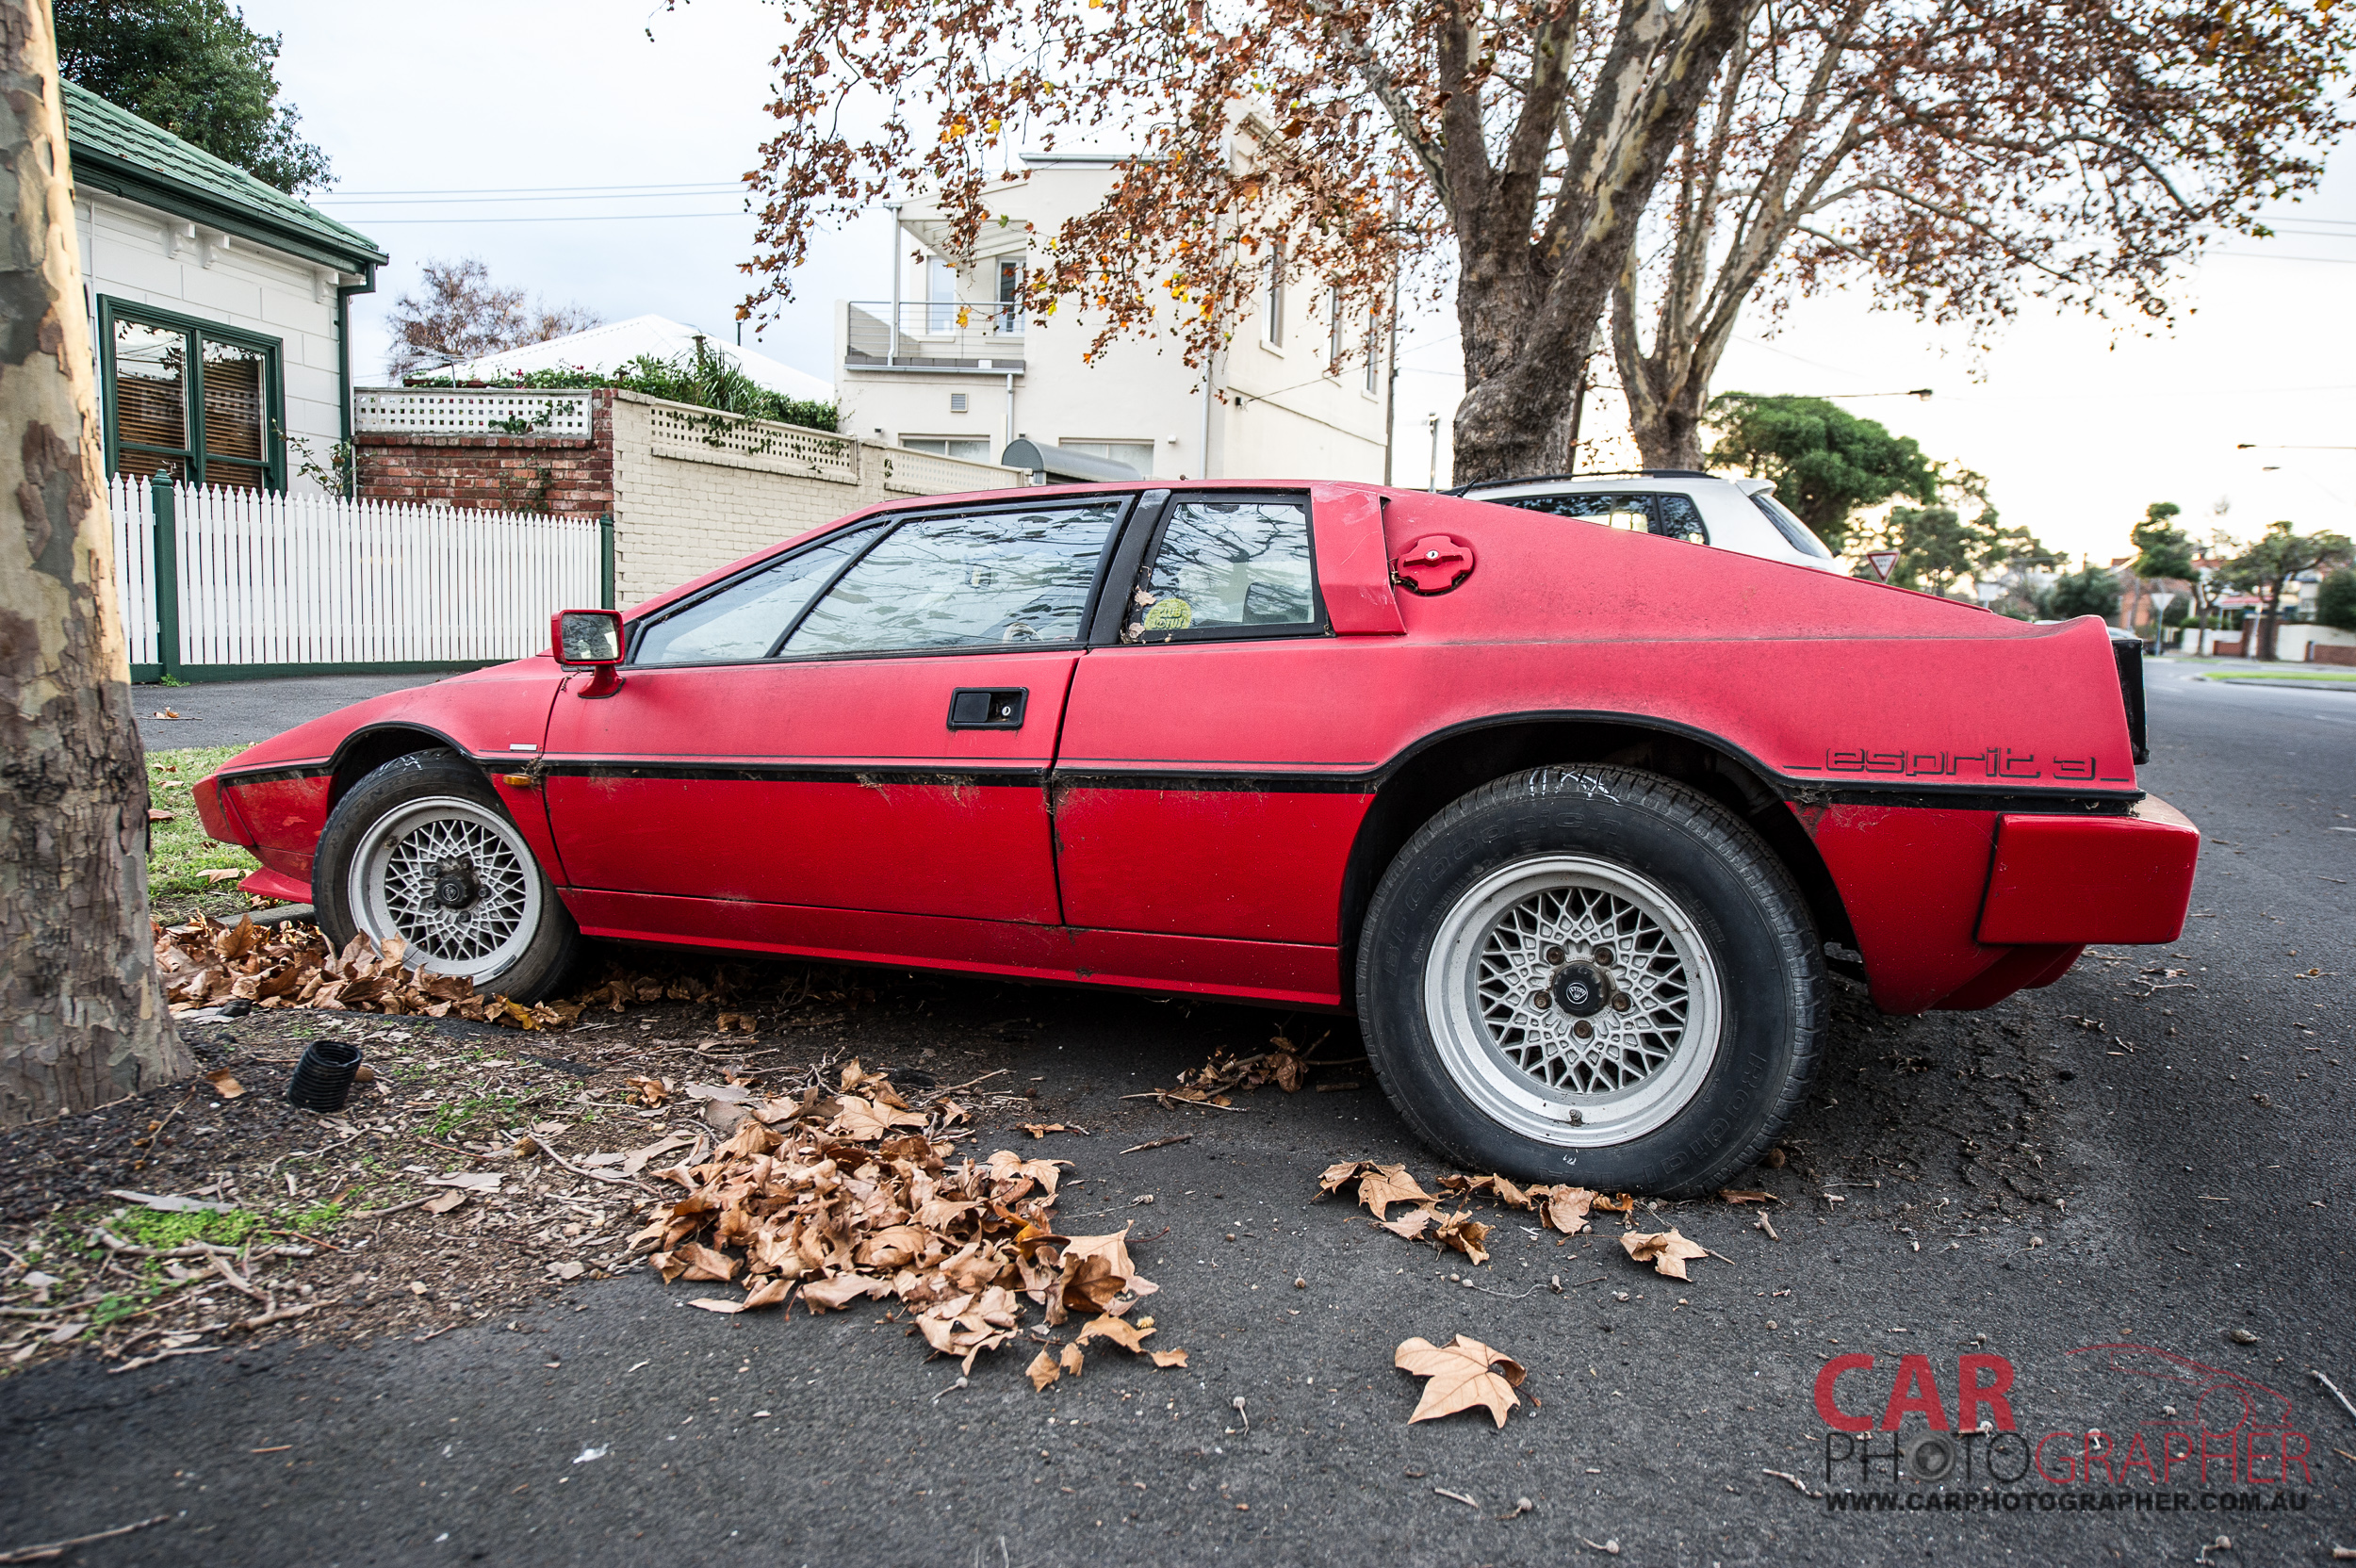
1142,596,1193,630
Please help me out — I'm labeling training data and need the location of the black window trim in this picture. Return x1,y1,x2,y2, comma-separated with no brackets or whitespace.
97,294,287,492
1118,487,1329,646
1492,487,1710,547
625,489,1147,670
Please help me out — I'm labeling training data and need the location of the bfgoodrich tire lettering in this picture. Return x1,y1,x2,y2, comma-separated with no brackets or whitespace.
316,750,580,1002
1357,765,1823,1194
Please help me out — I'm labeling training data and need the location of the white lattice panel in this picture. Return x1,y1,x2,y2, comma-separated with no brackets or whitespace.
878,447,1023,496
355,388,593,438
646,402,859,483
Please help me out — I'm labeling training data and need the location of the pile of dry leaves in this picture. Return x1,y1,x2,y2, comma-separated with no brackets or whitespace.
630,1063,1186,1382
1131,1029,1360,1110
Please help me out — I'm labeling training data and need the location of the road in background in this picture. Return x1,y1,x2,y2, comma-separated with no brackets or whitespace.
6,665,2348,1567
135,674,456,754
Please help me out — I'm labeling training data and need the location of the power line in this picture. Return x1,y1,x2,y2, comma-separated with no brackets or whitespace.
319,189,745,207
340,211,754,225
321,180,745,197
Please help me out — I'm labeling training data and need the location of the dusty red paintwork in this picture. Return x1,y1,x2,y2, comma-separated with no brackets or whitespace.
195,481,2200,1014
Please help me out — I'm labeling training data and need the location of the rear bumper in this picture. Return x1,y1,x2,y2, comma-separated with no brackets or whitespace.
1974,794,2201,945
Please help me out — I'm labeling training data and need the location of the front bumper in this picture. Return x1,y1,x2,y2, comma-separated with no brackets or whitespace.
1974,794,2201,946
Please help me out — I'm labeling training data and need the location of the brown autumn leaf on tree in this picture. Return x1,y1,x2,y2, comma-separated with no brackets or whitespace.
1620,1229,1710,1281
1395,1334,1527,1429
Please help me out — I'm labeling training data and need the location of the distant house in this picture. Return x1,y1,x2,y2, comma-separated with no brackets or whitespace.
427,314,835,405
62,81,385,494
840,146,1390,482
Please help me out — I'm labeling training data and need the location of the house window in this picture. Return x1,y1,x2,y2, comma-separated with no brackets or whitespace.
1058,439,1154,478
101,300,281,491
1263,244,1284,347
997,259,1024,334
924,254,957,332
902,436,995,462
1365,317,1381,394
1328,287,1344,373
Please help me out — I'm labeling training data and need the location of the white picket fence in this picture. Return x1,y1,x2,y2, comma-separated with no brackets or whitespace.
108,477,604,674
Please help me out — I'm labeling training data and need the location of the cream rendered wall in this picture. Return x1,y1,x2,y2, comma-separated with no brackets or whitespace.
75,190,349,492
836,159,1388,483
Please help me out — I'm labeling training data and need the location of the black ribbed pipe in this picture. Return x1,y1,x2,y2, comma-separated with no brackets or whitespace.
285,1038,364,1112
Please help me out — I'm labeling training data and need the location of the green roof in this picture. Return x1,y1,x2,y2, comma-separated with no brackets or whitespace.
61,80,384,275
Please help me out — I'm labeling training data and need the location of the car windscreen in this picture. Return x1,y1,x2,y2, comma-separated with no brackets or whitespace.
1748,492,1836,560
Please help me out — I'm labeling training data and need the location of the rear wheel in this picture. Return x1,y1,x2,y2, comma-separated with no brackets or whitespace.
316,750,579,1001
1357,765,1822,1194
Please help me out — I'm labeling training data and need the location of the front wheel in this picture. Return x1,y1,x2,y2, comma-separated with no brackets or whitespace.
316,750,580,1001
1356,765,1823,1195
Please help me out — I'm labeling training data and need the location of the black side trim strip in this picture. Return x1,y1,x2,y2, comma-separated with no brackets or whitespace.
540,761,1048,788
1053,770,1377,796
216,763,333,788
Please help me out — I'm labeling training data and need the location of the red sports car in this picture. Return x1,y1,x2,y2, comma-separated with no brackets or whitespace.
194,482,2199,1191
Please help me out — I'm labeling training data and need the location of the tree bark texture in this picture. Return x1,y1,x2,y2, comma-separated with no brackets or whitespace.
0,0,188,1122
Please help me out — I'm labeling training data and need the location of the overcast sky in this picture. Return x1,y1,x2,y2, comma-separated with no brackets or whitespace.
249,0,2356,567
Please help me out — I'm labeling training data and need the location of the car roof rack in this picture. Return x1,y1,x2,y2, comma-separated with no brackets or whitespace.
1448,468,1712,495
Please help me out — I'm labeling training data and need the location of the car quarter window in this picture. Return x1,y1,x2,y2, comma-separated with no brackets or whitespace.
1652,492,1708,544
1494,490,1709,545
1130,498,1318,641
781,501,1123,656
633,524,882,665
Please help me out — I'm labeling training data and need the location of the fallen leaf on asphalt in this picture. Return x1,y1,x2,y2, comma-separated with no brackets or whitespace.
1592,1192,1636,1215
1395,1334,1526,1428
626,1075,672,1107
800,1273,888,1311
1432,1212,1492,1266
421,1191,468,1216
713,1011,757,1034
1020,1123,1068,1138
1026,1349,1061,1391
1719,1189,1779,1204
1621,1229,1709,1281
1151,1348,1188,1368
1320,1160,1438,1219
1075,1315,1155,1352
829,1094,927,1140
1377,1210,1435,1239
1540,1186,1597,1234
1440,1173,1532,1208
1059,1342,1084,1377
201,1069,245,1099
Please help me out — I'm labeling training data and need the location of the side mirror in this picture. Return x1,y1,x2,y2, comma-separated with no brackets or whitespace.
552,609,624,696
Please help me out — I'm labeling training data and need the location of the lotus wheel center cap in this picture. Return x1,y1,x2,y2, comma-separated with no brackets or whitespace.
433,860,480,910
1550,961,1610,1018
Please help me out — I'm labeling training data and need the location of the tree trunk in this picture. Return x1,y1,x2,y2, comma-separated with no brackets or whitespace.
0,0,189,1122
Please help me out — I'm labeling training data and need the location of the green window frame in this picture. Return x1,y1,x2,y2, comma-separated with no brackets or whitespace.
97,296,286,492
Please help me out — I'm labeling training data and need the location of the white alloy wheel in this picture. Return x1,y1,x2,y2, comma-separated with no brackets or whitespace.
1423,854,1725,1147
346,794,544,984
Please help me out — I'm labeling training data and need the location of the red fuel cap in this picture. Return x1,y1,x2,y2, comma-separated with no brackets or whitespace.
1392,533,1476,596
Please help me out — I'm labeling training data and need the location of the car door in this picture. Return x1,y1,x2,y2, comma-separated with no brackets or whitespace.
1050,491,1385,999
541,494,1135,939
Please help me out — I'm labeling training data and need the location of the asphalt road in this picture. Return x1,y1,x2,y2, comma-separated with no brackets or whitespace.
137,673,451,754
8,662,2350,1567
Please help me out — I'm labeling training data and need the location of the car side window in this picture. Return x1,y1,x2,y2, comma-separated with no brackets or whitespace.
1129,498,1318,642
632,524,880,665
1653,493,1708,544
780,502,1122,656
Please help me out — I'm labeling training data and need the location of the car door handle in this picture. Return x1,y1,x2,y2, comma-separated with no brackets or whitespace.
947,688,1027,730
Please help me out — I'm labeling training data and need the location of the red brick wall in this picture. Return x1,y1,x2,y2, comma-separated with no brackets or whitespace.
2312,642,2356,667
356,387,615,515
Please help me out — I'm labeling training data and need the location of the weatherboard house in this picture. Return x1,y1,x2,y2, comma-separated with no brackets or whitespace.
61,81,386,496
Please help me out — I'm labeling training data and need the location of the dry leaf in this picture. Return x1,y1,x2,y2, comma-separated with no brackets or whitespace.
1320,1160,1436,1220
422,1191,468,1216
1074,1315,1155,1352
200,868,244,885
1395,1334,1526,1428
201,1069,245,1100
1150,1348,1188,1368
801,1274,889,1312
422,1171,500,1193
1719,1189,1778,1205
713,1011,757,1034
1026,1349,1060,1391
1621,1229,1710,1281
1539,1186,1597,1235
1376,1210,1436,1240
1020,1122,1068,1138
1059,1343,1084,1377
626,1075,672,1107
1432,1212,1491,1266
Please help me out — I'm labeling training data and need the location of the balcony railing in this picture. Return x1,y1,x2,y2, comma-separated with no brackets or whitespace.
844,302,1026,372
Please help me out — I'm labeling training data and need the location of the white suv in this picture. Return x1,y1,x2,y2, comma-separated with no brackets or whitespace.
1450,470,1846,575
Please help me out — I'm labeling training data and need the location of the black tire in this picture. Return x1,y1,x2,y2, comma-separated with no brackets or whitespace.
1356,764,1822,1195
316,750,581,1002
